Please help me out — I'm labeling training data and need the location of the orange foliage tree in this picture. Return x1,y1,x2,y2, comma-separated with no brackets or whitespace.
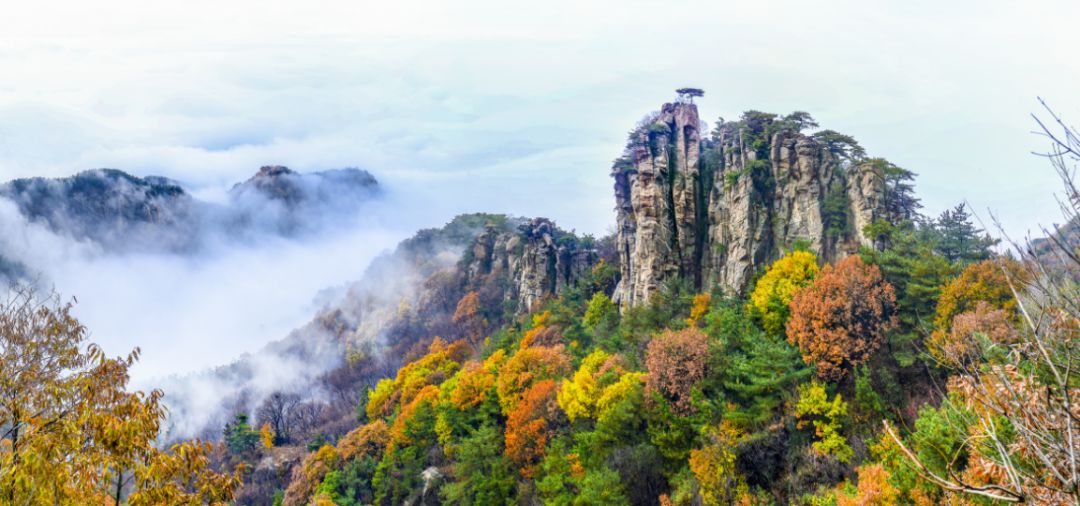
505,379,562,477
453,291,487,349
447,361,497,411
787,256,898,381
835,463,900,506
928,258,1023,365
644,328,709,415
929,301,1017,367
496,344,572,414
686,293,712,328
932,258,1021,332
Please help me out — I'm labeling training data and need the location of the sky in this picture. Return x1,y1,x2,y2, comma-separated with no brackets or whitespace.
0,0,1077,378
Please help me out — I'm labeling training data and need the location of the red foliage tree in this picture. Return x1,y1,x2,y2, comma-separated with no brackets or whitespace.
786,256,898,381
644,328,709,415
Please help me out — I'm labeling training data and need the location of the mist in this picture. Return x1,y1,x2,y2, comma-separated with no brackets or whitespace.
0,172,460,382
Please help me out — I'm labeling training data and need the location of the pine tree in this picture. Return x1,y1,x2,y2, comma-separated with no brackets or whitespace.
872,158,922,223
224,413,260,454
861,224,957,366
932,203,998,263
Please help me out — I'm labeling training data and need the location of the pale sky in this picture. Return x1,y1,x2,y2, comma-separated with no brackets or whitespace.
1,0,1077,377
2,0,1078,236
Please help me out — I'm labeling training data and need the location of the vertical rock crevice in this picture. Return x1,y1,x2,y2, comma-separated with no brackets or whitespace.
613,102,886,309
462,217,600,314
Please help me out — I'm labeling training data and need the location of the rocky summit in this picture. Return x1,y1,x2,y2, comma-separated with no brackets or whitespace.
463,218,599,313
613,101,885,308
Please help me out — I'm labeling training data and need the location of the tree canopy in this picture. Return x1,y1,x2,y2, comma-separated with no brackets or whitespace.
0,284,242,505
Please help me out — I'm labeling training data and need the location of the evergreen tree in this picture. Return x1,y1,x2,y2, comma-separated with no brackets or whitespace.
869,158,922,223
439,425,515,505
932,203,998,263
861,224,957,366
224,413,260,455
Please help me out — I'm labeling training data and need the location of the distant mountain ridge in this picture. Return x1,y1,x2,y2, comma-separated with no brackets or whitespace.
0,166,379,268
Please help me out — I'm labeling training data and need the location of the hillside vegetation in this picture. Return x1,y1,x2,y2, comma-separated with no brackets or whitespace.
2,97,1079,505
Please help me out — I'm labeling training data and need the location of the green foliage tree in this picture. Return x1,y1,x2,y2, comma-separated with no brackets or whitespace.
332,456,379,506
780,111,819,132
675,88,704,102
931,203,998,263
536,439,578,506
812,129,867,159
822,182,850,239
582,292,619,349
224,413,260,455
795,382,853,463
723,333,810,429
861,222,957,366
372,386,443,505
870,158,922,224
574,466,628,505
439,425,515,505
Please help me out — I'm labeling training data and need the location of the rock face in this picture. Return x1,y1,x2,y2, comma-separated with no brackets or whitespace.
463,217,599,313
613,102,886,308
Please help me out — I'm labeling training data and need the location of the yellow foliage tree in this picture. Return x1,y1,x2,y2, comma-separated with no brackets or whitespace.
127,441,245,506
260,423,275,449
689,422,748,506
595,371,644,417
556,350,610,422
795,382,853,463
365,337,467,419
0,285,242,505
749,250,819,335
686,293,711,327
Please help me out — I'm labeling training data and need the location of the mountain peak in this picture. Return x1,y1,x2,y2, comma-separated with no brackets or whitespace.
255,165,295,178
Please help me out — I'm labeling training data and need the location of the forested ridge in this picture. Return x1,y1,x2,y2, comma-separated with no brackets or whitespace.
2,97,1080,506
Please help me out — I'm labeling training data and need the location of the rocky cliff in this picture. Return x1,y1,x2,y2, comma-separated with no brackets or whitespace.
613,102,886,307
163,214,602,442
289,213,602,363
462,217,599,313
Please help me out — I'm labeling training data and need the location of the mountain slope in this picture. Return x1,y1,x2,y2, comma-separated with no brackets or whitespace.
257,98,974,506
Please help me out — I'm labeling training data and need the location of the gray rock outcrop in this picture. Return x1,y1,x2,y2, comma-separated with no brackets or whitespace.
463,217,598,313
613,102,886,308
